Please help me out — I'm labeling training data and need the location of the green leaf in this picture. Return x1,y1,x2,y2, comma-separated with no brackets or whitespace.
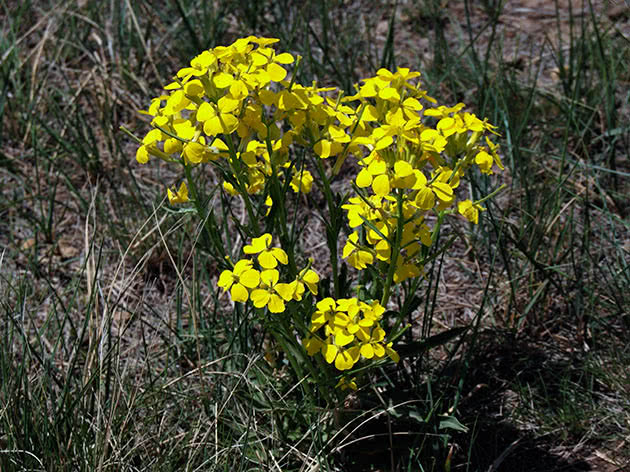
439,415,468,433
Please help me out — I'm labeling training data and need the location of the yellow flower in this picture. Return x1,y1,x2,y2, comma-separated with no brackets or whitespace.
222,181,239,196
335,376,358,391
385,342,400,362
197,96,240,136
358,326,386,358
183,137,228,164
390,161,417,189
167,181,189,204
290,169,313,194
485,136,504,170
475,150,494,174
424,102,465,119
161,90,190,116
163,137,183,155
303,335,324,356
342,232,374,270
420,128,447,153
458,200,484,224
310,298,337,331
250,46,294,84
323,340,360,371
135,128,164,164
243,233,288,269
135,41,505,380
304,297,396,371
393,261,421,284
177,50,217,81
290,268,320,301
342,196,377,228
298,268,320,295
313,139,344,158
356,159,390,197
136,145,150,164
250,269,294,313
217,260,261,303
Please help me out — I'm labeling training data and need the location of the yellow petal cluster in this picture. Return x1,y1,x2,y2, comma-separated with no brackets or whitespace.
302,298,399,371
136,36,315,199
328,68,504,277
217,233,319,314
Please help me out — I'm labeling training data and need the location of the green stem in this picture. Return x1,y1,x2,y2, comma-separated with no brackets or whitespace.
475,183,506,206
274,314,334,405
313,157,341,298
380,189,404,306
390,274,423,336
224,133,261,235
265,132,298,277
183,164,215,252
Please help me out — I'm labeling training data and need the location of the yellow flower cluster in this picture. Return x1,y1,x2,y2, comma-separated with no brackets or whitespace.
303,298,399,371
330,71,504,277
217,233,319,313
136,36,504,376
135,35,314,202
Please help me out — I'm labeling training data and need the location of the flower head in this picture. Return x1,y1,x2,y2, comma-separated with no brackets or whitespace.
167,181,189,204
243,233,288,269
217,259,261,303
250,269,293,313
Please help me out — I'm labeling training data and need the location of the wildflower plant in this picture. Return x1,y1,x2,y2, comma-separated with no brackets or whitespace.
131,36,504,401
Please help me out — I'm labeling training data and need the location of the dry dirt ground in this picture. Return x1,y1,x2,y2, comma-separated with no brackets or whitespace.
396,0,630,84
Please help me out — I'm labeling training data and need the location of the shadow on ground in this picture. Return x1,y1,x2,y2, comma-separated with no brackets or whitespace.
334,326,628,471
451,328,615,472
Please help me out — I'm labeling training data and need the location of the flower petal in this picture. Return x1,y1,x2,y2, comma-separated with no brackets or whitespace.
335,330,354,347
360,343,374,359
240,269,261,288
230,283,249,303
372,174,391,196
272,248,288,265
258,251,278,269
323,344,338,364
275,283,294,301
250,289,270,308
267,295,286,313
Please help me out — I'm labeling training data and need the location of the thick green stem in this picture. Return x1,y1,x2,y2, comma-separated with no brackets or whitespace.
265,134,298,277
183,164,217,253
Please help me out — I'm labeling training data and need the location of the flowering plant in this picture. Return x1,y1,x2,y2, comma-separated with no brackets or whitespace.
132,36,503,398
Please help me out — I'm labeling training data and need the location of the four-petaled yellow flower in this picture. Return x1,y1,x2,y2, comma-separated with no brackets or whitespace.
197,96,240,136
243,233,289,269
217,260,260,302
250,269,294,313
342,232,374,270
